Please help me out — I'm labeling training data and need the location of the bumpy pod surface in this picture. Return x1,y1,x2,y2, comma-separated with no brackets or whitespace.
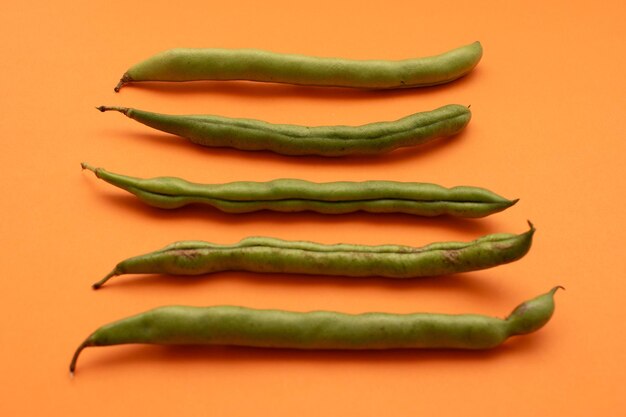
70,287,561,374
81,163,515,218
92,224,535,288
115,42,483,91
97,104,471,156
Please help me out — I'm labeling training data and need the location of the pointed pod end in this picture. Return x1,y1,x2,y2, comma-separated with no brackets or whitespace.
485,197,519,216
551,285,565,295
506,285,561,336
503,198,520,209
470,41,483,59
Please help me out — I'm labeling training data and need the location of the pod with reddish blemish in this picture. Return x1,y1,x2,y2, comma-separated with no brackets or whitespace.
92,223,535,289
96,104,471,157
70,286,561,375
113,42,483,92
80,163,517,218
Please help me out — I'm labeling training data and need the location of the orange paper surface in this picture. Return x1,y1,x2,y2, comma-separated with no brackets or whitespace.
1,0,624,415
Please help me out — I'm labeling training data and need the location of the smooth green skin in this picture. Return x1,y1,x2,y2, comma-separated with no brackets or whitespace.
92,224,534,288
81,163,515,218
70,286,561,374
96,104,471,156
115,42,482,91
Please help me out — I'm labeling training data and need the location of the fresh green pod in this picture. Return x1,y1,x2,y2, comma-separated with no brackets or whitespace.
92,223,535,288
80,163,516,218
70,286,561,374
96,104,471,156
114,42,483,91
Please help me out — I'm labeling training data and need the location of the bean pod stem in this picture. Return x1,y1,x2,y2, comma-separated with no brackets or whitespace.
70,286,562,375
114,42,482,92
80,163,516,218
96,104,471,156
92,223,535,289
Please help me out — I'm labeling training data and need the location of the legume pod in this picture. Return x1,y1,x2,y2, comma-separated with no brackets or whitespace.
96,104,470,156
114,42,482,91
92,223,535,288
81,163,516,218
70,286,560,375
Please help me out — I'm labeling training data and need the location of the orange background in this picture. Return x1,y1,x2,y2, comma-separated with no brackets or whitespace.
1,0,624,415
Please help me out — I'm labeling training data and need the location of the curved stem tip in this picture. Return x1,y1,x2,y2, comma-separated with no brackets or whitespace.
92,269,119,289
69,339,93,376
96,106,129,115
114,73,132,92
80,162,97,172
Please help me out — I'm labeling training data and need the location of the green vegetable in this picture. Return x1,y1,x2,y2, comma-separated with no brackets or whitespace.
70,286,561,375
81,163,515,217
96,104,471,156
92,223,535,288
114,42,482,91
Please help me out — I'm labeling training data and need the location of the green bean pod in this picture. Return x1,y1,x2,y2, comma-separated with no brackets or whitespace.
114,42,482,91
70,286,561,374
92,223,534,288
81,163,516,218
96,104,471,156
